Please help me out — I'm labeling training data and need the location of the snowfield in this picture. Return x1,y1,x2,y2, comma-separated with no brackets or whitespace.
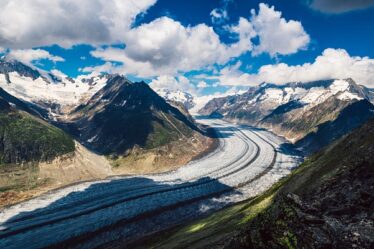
0,119,302,249
0,72,107,105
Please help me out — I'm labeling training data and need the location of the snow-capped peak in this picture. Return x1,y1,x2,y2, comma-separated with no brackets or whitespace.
0,59,108,108
0,72,108,106
330,79,349,94
155,88,195,109
258,79,364,107
199,78,372,117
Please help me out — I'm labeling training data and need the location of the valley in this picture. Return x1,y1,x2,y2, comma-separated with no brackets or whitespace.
148,119,374,249
0,60,217,207
0,118,301,249
1,2,374,248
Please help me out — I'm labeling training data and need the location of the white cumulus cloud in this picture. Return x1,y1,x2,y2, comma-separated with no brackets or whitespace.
197,81,208,88
256,48,374,86
216,48,374,87
149,75,198,94
88,16,255,77
87,3,309,80
6,49,64,64
251,3,310,57
0,0,156,48
213,61,257,86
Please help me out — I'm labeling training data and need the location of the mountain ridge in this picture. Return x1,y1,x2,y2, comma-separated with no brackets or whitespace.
199,78,374,153
61,75,203,155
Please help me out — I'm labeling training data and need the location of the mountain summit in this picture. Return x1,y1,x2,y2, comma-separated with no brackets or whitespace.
65,75,202,155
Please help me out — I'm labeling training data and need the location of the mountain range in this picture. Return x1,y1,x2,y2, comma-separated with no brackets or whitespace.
0,59,212,205
2,58,373,164
0,58,204,153
0,59,108,114
199,78,374,153
0,58,373,247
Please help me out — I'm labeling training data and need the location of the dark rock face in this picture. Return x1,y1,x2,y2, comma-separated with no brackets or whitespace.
0,87,46,117
296,100,374,153
0,97,11,112
67,75,200,155
264,100,306,117
224,119,374,249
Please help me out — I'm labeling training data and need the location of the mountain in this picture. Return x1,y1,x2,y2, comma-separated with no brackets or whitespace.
0,59,108,115
0,59,41,81
155,88,195,110
0,92,119,207
65,75,202,155
295,99,374,152
0,59,213,170
0,96,75,167
0,60,216,205
0,86,46,118
199,78,374,153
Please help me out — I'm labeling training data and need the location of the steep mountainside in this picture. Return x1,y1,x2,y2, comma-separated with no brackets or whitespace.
0,91,117,207
66,75,202,155
0,87,46,118
0,59,41,80
199,79,374,153
0,97,75,165
295,99,374,152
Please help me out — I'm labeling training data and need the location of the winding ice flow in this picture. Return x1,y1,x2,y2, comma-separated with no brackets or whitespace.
0,119,302,249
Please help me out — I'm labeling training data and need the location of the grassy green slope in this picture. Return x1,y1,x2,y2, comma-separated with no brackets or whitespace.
142,119,374,249
0,109,75,165
0,98,75,193
146,112,195,149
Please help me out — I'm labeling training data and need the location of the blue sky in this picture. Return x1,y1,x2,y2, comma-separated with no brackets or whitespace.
1,0,374,95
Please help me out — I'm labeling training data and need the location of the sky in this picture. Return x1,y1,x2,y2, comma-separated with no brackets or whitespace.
0,0,374,97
